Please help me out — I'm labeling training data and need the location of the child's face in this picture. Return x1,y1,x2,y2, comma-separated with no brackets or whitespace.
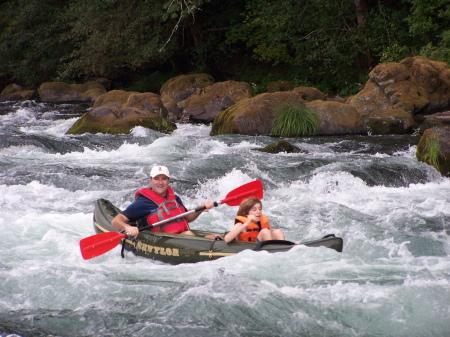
248,203,262,221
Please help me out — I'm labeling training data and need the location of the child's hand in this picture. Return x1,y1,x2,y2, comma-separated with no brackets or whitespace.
247,214,258,223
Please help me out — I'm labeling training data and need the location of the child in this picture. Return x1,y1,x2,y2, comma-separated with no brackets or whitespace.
224,197,285,243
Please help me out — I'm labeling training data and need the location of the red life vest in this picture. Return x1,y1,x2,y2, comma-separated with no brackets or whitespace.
235,214,271,242
135,186,189,233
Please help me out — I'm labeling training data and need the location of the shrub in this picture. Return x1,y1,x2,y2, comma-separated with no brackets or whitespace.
271,103,319,137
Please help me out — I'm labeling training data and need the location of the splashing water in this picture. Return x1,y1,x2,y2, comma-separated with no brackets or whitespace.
0,102,449,337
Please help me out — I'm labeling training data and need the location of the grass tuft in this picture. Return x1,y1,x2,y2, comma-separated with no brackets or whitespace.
271,103,319,137
422,137,441,169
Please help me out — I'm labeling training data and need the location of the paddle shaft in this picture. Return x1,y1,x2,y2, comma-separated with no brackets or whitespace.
138,206,205,232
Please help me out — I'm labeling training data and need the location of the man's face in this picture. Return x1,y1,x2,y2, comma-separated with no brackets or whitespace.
150,175,170,196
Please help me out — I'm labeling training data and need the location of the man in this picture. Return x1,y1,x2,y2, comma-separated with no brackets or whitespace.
112,165,216,238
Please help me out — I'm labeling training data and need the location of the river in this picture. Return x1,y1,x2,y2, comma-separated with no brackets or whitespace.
1,101,449,337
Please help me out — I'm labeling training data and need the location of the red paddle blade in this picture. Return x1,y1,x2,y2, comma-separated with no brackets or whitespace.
79,231,127,260
220,179,264,206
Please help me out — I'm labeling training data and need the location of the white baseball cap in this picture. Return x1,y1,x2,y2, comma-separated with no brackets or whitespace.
150,165,170,178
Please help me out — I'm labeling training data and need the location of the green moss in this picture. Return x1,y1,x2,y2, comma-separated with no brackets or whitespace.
420,137,441,169
271,102,318,137
210,106,238,136
66,115,176,135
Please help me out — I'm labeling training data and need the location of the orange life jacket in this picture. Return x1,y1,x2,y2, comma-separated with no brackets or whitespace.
135,186,189,233
235,214,271,242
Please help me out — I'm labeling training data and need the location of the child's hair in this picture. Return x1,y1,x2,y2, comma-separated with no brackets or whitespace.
237,197,262,216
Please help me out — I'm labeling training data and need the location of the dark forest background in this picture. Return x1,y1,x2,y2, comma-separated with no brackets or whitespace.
1,0,449,95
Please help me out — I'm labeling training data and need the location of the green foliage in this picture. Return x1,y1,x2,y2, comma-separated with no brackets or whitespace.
271,103,318,138
0,0,72,87
421,137,441,170
405,0,450,64
0,0,448,93
125,72,174,93
363,4,413,63
419,31,450,64
225,0,366,91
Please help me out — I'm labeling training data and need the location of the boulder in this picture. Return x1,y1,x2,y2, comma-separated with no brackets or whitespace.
161,95,182,121
82,88,108,102
93,90,139,108
267,80,296,92
347,80,392,117
258,140,305,154
416,126,450,176
349,57,450,118
68,89,175,134
160,73,214,103
367,108,416,135
402,56,450,113
159,73,215,121
178,81,252,123
210,92,304,136
306,100,367,135
1,83,23,95
94,90,169,118
123,92,169,119
38,81,107,102
419,111,450,133
292,86,326,101
0,90,35,102
368,62,410,87
65,105,176,135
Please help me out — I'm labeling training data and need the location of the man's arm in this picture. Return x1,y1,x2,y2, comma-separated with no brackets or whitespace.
111,197,157,237
111,213,139,236
184,201,214,222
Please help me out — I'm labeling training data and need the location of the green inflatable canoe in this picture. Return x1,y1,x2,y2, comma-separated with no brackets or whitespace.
93,198,343,264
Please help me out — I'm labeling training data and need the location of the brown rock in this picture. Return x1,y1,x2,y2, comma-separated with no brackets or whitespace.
161,95,182,121
368,62,410,88
1,83,23,95
38,81,107,102
267,80,296,92
292,86,326,101
258,140,304,154
77,90,173,134
65,105,176,135
384,81,429,113
420,111,450,132
0,90,35,102
93,90,138,109
124,92,169,119
401,56,448,96
367,108,415,135
82,88,107,102
416,126,450,176
349,57,450,117
179,81,252,122
306,100,367,135
211,92,304,136
160,73,214,103
348,80,391,117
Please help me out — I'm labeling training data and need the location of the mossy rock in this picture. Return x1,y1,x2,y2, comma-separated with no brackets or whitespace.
416,126,450,176
66,106,176,135
210,92,305,136
258,140,305,154
1,83,23,95
38,81,106,102
160,73,214,102
367,108,416,135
